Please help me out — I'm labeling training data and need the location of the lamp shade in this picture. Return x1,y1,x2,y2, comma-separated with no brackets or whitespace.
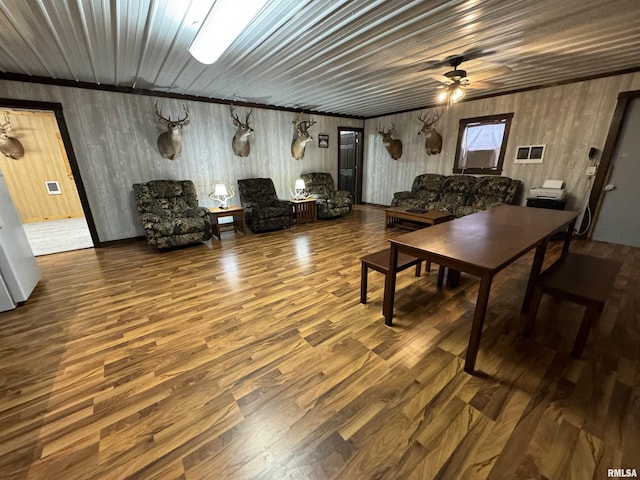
188,0,269,64
294,179,305,190
213,184,228,196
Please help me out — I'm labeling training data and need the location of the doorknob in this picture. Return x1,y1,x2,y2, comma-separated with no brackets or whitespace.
604,184,616,191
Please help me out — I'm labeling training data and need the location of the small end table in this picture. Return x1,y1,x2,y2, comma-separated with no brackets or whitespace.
208,206,246,239
290,198,317,224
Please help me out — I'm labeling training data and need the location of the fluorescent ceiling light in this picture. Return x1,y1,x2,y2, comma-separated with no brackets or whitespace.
188,0,269,65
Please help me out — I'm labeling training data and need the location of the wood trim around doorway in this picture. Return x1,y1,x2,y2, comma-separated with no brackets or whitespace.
0,97,101,247
579,89,640,238
337,127,364,204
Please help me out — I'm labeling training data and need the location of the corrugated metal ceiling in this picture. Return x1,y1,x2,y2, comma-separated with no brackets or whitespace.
1,0,639,118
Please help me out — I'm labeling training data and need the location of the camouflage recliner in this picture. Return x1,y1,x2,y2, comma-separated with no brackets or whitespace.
300,172,352,219
237,178,293,233
133,180,212,249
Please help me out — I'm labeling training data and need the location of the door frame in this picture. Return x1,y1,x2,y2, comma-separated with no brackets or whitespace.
581,89,640,238
337,127,364,204
0,97,100,247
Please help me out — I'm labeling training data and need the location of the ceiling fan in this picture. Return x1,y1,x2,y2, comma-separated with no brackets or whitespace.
420,49,512,104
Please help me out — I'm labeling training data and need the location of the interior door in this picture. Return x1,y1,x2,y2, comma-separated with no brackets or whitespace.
338,128,363,203
592,98,640,247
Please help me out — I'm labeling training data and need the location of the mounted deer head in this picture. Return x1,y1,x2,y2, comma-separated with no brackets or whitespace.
418,109,442,155
0,116,25,159
155,102,190,160
229,105,253,157
378,124,402,160
291,114,317,160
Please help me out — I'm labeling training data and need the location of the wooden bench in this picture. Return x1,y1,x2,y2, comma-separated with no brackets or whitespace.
359,249,448,304
523,252,621,358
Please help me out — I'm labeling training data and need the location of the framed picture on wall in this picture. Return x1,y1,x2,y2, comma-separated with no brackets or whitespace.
318,134,329,148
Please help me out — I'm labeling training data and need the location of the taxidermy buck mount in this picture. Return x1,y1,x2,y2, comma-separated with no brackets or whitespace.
418,109,443,155
378,124,403,160
155,102,190,160
229,105,253,157
0,116,25,159
291,114,317,160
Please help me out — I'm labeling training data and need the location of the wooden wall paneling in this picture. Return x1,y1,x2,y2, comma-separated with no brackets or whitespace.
0,79,364,241
0,109,84,222
362,71,640,212
3,71,639,241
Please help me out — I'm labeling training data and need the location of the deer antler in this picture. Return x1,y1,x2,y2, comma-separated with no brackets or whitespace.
176,104,189,124
155,102,171,123
378,123,397,136
0,115,11,131
230,105,242,125
155,102,189,124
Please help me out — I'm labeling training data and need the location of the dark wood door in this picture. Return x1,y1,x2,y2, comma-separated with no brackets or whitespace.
338,128,363,203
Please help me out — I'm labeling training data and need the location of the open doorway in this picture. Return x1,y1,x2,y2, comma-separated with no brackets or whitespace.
0,98,98,255
338,127,364,204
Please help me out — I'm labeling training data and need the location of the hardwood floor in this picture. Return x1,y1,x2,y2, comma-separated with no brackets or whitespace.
0,205,638,479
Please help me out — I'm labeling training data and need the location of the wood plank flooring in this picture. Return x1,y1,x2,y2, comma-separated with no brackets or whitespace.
0,205,638,480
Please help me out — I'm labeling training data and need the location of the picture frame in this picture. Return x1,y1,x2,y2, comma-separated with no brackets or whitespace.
318,134,329,148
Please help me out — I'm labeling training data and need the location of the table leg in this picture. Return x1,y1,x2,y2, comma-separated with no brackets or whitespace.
464,273,493,374
211,215,220,240
521,237,549,313
383,244,399,326
360,262,368,304
561,218,577,258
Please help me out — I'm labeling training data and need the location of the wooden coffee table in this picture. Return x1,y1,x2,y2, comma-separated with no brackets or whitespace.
384,206,453,230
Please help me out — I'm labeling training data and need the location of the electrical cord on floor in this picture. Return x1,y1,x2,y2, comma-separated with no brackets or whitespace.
575,175,595,235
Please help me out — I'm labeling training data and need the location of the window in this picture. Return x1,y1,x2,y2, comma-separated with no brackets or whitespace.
453,113,513,175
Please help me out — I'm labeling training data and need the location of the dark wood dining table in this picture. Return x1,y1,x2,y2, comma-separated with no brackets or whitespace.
382,205,578,374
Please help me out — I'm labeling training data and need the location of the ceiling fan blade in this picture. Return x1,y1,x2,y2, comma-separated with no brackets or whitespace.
468,66,512,82
418,48,498,71
427,73,449,82
458,48,496,63
419,60,450,71
465,80,502,89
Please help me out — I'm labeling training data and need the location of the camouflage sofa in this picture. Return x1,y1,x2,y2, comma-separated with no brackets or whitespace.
300,172,352,219
391,174,521,218
133,179,212,249
237,178,293,233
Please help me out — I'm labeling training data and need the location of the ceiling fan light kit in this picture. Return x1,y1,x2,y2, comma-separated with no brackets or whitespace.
425,49,508,106
438,84,466,106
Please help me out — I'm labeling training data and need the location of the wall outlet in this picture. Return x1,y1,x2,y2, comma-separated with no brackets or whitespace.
586,166,597,177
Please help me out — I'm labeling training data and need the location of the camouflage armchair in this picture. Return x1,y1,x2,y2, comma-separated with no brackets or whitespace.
133,179,212,249
237,178,293,233
300,172,352,219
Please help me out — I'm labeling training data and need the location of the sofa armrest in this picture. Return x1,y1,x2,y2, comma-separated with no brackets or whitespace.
185,207,209,218
140,213,163,223
334,190,352,200
393,191,413,201
273,199,293,209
